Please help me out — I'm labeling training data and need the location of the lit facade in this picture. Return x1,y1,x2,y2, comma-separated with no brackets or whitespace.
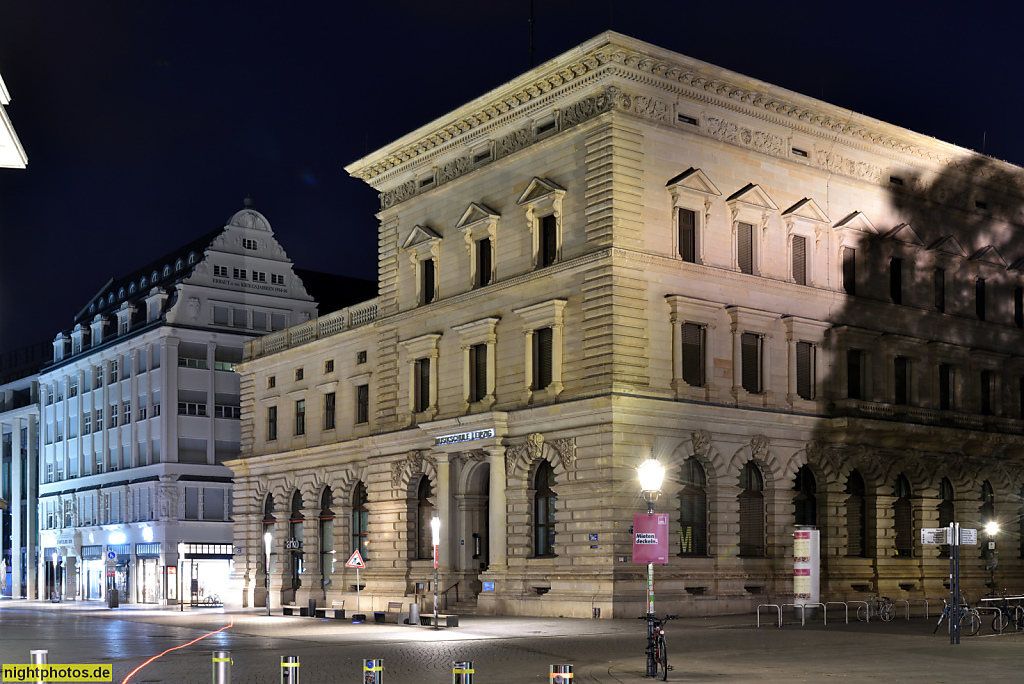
228,33,1024,617
0,71,27,169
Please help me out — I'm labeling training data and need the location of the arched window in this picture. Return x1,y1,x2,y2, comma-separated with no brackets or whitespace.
794,465,817,527
262,494,276,579
845,470,867,557
416,476,434,560
534,461,557,557
140,277,147,289
893,474,913,557
289,491,304,589
89,303,96,313
151,270,159,283
678,459,707,556
319,487,334,585
187,252,196,265
163,265,171,277
351,482,369,560
107,293,114,305
738,462,765,557
980,480,995,559
129,283,136,295
118,287,125,300
938,478,954,558
175,258,183,272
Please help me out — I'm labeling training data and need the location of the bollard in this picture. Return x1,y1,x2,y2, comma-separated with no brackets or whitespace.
363,659,383,684
281,656,300,684
550,664,573,683
452,661,474,684
212,650,232,684
29,650,47,684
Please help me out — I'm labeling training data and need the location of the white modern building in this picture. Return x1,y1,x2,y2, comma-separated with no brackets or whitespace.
37,203,324,604
0,71,27,169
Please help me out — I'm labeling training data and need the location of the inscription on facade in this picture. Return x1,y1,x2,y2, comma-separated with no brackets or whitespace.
435,428,495,446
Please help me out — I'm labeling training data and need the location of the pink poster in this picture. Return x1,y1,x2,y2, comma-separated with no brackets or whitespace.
633,514,669,564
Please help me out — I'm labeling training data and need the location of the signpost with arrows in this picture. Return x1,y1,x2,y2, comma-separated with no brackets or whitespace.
345,550,365,622
921,523,977,645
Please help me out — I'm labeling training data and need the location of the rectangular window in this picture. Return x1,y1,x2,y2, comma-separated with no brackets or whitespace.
470,343,488,403
356,384,369,424
295,368,304,381
139,406,147,421
357,350,367,364
123,403,131,424
791,235,807,285
421,259,435,305
939,364,953,411
295,399,306,435
177,402,207,416
119,319,129,335
213,306,229,325
324,359,334,374
267,406,278,441
213,265,228,278
678,209,696,263
232,268,247,280
232,308,247,328
980,370,993,415
184,487,199,520
847,350,863,400
894,357,909,405
271,313,286,331
83,413,91,435
976,278,986,321
213,405,240,419
110,405,118,428
95,408,103,429
252,271,267,283
110,359,118,383
842,247,856,296
242,237,258,250
934,268,946,313
267,376,276,389
737,222,754,275
533,327,553,391
477,237,492,287
1016,287,1024,328
889,257,903,305
178,357,208,369
796,341,814,400
324,392,336,430
740,332,761,394
681,322,704,387
271,274,285,285
252,311,267,330
152,403,160,417
415,358,431,412
539,214,557,267
69,377,78,398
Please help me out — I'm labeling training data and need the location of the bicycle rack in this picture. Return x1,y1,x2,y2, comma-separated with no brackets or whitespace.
895,599,911,620
848,600,870,622
757,604,781,628
780,603,823,626
824,601,848,624
905,598,932,619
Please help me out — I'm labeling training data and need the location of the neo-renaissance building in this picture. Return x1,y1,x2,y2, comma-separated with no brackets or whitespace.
227,32,1024,617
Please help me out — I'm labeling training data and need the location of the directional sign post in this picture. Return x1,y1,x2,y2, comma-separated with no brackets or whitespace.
345,550,365,622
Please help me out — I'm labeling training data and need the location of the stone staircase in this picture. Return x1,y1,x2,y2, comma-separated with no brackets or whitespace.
444,594,479,615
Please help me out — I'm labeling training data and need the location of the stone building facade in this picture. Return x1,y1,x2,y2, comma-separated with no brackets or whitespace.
227,32,1024,617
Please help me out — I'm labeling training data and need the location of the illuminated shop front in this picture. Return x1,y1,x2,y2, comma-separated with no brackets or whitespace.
81,545,103,600
181,543,232,606
135,543,161,604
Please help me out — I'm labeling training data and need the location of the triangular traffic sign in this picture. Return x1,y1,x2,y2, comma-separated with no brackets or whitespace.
345,550,365,568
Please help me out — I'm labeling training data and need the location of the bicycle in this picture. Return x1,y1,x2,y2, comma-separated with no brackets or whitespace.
638,614,677,680
856,595,895,622
934,597,981,636
989,594,1024,633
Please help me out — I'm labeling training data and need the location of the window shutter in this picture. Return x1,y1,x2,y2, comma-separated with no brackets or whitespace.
534,327,553,390
976,278,986,320
847,350,862,400
796,341,813,400
738,491,764,557
740,332,760,394
846,494,865,557
889,257,902,304
934,268,945,312
472,344,488,402
842,247,856,295
894,497,913,557
477,237,492,287
422,259,435,304
737,222,754,274
894,357,908,405
939,364,951,411
681,323,703,387
540,215,557,267
417,358,430,412
1015,286,1023,328
791,235,806,285
980,370,992,415
678,209,696,263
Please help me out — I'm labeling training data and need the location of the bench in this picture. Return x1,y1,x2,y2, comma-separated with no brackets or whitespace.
314,601,346,619
420,613,459,628
283,603,308,617
374,601,406,624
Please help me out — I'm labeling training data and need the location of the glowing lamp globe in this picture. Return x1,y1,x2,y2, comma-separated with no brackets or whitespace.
637,459,665,493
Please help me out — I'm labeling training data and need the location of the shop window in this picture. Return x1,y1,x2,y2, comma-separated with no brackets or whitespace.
677,459,707,556
289,491,304,591
738,463,765,557
534,460,557,557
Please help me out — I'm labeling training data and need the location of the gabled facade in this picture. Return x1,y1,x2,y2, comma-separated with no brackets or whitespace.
228,33,1024,618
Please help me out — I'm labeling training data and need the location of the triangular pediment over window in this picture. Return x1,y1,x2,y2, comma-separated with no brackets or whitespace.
834,211,878,235
726,183,778,211
455,202,500,229
782,198,829,224
882,223,924,246
516,177,566,206
969,245,1008,268
401,225,442,250
926,235,968,258
665,167,721,197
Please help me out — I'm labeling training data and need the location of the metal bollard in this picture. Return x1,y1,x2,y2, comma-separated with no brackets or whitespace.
452,661,474,684
550,664,573,683
363,659,383,684
281,655,300,684
30,650,47,684
212,650,231,684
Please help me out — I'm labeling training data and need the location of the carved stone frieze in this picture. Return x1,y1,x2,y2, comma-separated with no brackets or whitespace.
706,117,785,157
380,180,417,211
691,430,712,456
505,432,577,478
460,450,487,463
561,90,614,128
495,128,532,160
437,156,470,184
391,450,437,489
547,437,577,471
814,150,882,184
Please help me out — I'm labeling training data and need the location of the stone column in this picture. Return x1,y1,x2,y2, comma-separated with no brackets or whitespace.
11,417,23,597
786,332,798,404
487,447,507,569
730,324,743,399
26,413,37,600
162,339,179,462
206,342,216,464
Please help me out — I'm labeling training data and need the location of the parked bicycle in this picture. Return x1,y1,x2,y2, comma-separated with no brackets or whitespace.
856,595,895,622
934,596,981,636
638,614,677,680
989,594,1024,633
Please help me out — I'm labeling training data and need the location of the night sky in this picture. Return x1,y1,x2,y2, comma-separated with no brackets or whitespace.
2,1,1024,353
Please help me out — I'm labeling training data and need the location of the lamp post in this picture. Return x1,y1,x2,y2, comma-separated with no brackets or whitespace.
637,456,665,679
985,521,999,597
177,542,185,612
431,515,441,630
264,531,272,617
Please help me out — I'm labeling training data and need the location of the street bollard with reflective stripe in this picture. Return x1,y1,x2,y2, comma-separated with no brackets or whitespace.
550,664,573,683
281,656,300,684
363,659,383,684
29,650,47,684
452,661,474,684
212,650,231,684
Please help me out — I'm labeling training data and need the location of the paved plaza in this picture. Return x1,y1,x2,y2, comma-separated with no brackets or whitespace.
0,600,1021,683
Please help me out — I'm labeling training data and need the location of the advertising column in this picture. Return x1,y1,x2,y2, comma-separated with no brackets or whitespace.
793,525,819,615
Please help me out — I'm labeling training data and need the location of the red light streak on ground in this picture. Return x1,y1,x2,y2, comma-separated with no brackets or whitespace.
121,620,234,684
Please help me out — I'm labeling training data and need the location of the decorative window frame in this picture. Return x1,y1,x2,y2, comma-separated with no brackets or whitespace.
927,341,969,412
666,168,721,265
782,316,829,410
399,333,442,422
665,294,724,401
833,211,877,295
726,183,777,276
401,225,442,306
317,381,339,432
456,203,499,289
726,306,780,408
512,299,567,404
969,348,1008,416
451,316,500,412
516,177,566,270
347,372,372,428
781,198,829,287
829,325,882,403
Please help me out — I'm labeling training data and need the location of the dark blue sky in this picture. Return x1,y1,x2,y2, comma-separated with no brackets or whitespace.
2,1,1023,352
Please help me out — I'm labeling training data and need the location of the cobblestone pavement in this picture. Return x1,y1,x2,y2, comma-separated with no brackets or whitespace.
1,600,1022,683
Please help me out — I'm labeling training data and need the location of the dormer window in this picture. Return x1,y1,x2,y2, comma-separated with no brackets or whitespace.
163,265,171,277
242,238,258,250
90,303,96,313
151,270,159,282
118,287,125,300
175,258,183,272
187,252,197,264
140,277,147,289
107,294,114,305
129,283,136,295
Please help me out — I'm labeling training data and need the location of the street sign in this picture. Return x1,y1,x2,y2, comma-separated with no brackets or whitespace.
960,528,978,545
106,550,116,561
921,528,949,545
345,550,365,569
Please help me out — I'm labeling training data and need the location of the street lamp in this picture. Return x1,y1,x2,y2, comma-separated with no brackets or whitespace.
985,521,999,596
637,456,665,679
264,531,272,617
177,542,185,612
431,515,441,630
